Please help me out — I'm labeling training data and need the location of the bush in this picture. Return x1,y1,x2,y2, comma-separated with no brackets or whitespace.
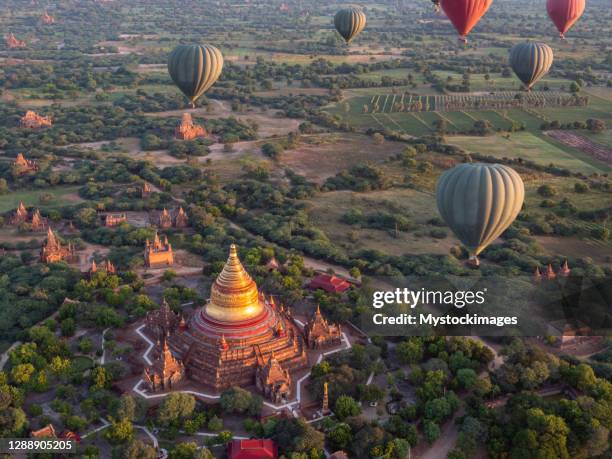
574,182,588,193
537,185,556,197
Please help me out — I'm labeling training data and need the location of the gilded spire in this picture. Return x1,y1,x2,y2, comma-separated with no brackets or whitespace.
205,244,264,322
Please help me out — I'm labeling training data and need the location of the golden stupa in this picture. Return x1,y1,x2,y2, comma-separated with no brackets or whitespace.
205,245,264,322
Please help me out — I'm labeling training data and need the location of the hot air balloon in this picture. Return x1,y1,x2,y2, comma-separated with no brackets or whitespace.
334,7,366,44
546,0,585,39
440,0,493,42
168,44,224,108
436,163,524,266
509,42,554,91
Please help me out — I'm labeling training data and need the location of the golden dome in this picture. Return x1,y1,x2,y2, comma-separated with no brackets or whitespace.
205,244,264,322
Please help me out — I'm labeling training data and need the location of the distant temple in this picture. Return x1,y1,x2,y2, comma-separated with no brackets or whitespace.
174,113,207,140
89,259,116,277
533,261,571,283
12,153,39,175
5,33,26,49
143,337,185,391
20,110,52,129
41,12,55,24
9,202,47,230
142,182,153,198
144,245,309,402
102,213,127,227
304,305,342,349
154,207,189,229
31,424,80,443
40,228,77,263
308,273,351,294
144,232,174,268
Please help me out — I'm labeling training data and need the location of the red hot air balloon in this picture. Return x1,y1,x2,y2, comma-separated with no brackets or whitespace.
546,0,585,39
440,0,493,42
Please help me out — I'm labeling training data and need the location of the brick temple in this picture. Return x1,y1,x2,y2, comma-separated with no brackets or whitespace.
144,232,174,268
12,153,39,175
41,12,55,24
174,113,207,140
155,207,189,229
89,259,117,277
102,213,127,227
5,33,26,49
40,228,77,264
143,245,319,403
9,202,47,231
20,111,52,129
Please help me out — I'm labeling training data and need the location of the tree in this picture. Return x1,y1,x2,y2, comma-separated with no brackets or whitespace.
586,118,605,132
117,394,137,421
90,366,111,391
157,393,196,426
105,418,133,444
328,423,352,450
123,440,157,459
456,368,477,390
220,387,262,415
424,420,441,443
169,442,198,459
334,395,361,420
396,338,423,364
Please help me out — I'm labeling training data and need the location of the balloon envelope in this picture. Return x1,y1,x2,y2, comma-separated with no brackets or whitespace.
436,163,524,258
509,42,554,90
334,7,366,44
440,0,493,40
546,0,585,38
168,44,223,106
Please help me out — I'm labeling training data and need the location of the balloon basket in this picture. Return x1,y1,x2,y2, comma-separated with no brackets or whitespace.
466,256,480,269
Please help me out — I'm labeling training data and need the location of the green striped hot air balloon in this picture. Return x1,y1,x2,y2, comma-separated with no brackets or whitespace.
436,163,525,266
509,42,554,91
168,44,224,107
334,7,366,44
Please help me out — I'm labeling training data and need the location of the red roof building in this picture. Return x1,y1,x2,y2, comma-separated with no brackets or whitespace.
228,439,278,459
308,274,351,294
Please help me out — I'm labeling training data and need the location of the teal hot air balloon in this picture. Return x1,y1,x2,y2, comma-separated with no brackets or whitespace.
168,44,224,107
509,42,554,91
334,7,366,44
436,163,525,266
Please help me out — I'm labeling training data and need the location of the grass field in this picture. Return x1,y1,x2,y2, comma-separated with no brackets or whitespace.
447,132,609,174
0,185,83,213
305,189,458,256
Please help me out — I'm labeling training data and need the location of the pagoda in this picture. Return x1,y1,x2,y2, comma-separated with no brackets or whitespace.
12,153,39,175
148,245,308,401
5,33,26,49
20,111,52,129
144,232,174,268
158,209,173,229
41,12,55,24
10,203,47,231
9,202,28,225
142,182,153,198
303,305,342,349
174,207,189,228
155,207,189,228
89,259,116,277
143,338,185,391
40,228,76,263
174,113,207,140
